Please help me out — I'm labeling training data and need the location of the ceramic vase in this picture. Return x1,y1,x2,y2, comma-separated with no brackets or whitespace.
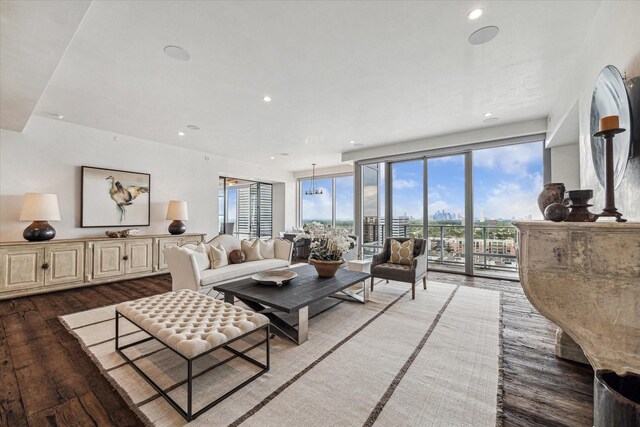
537,183,565,216
309,259,344,278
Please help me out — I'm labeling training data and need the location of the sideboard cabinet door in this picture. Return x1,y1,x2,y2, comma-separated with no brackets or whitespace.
0,246,45,291
156,235,204,272
92,241,126,280
125,239,153,275
45,243,85,287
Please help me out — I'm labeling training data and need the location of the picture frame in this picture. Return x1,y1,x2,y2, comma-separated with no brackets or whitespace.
81,166,151,227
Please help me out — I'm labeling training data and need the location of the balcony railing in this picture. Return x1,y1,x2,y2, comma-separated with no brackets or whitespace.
361,223,518,275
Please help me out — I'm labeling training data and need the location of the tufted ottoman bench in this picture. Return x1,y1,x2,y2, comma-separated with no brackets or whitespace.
115,289,270,421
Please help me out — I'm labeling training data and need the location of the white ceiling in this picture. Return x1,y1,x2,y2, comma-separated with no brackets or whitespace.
3,1,601,170
0,0,90,131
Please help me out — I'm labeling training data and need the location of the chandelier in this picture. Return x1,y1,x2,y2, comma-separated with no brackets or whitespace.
305,163,323,195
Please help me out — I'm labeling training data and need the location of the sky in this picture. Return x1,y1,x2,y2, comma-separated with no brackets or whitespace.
302,140,544,223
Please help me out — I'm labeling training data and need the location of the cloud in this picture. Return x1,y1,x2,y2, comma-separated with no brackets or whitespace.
479,173,543,220
474,143,543,177
392,178,417,189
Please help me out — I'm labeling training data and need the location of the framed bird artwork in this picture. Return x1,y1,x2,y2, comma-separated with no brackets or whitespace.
81,166,150,227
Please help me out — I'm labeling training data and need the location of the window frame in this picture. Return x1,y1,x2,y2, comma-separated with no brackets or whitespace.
297,172,354,230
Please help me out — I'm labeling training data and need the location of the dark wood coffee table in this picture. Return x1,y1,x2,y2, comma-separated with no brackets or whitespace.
213,264,370,345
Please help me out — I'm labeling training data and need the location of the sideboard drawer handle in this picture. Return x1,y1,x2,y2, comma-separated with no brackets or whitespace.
122,255,129,261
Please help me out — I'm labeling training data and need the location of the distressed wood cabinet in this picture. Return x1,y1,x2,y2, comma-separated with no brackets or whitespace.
0,233,205,299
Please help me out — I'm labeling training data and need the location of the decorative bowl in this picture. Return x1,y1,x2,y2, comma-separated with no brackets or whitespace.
251,269,298,287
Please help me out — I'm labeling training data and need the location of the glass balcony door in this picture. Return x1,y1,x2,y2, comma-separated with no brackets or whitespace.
390,160,424,239
361,163,385,256
426,154,466,273
472,141,543,279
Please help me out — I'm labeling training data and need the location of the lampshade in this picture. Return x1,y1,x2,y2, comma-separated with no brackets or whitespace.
19,193,61,221
165,200,188,220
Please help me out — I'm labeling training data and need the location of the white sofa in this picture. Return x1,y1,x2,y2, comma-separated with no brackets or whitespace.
164,234,293,293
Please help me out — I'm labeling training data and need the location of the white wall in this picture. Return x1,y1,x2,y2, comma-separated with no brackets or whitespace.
550,144,580,191
0,116,296,241
549,1,640,220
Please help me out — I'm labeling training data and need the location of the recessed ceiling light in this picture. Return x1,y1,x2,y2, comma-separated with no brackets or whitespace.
263,96,272,102
483,112,493,117
483,117,500,124
113,136,120,142
186,124,200,130
270,156,275,160
164,45,190,61
469,26,499,45
281,152,289,156
47,113,64,119
178,131,185,136
349,140,355,144
467,9,483,20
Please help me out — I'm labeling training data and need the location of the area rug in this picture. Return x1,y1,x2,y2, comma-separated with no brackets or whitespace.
60,280,501,426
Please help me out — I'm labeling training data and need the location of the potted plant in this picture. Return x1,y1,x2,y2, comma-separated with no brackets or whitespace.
296,222,355,277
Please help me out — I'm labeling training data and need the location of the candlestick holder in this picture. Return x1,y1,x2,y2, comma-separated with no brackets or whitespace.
592,127,627,222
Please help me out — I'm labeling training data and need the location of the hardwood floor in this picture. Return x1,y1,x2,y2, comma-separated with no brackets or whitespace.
0,272,593,426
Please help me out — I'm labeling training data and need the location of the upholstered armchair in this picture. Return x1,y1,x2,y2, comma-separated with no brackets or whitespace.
370,237,428,299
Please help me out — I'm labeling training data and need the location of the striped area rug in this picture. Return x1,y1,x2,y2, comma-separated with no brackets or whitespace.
60,280,501,426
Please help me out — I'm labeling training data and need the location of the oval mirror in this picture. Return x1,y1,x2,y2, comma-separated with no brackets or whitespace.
590,65,632,190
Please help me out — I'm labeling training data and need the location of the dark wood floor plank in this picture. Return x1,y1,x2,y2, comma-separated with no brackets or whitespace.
0,320,27,427
0,272,593,426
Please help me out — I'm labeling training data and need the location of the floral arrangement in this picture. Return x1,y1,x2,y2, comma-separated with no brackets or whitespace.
295,222,355,262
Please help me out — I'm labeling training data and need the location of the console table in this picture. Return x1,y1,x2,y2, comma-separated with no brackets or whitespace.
0,233,205,299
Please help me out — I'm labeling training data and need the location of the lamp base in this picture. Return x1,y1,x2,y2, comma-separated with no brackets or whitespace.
168,220,186,235
23,221,56,241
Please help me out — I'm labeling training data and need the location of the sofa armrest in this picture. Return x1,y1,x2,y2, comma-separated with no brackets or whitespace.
371,252,387,269
164,247,201,291
274,238,294,264
411,253,428,275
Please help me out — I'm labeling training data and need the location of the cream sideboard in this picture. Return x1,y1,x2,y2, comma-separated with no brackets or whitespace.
0,233,205,299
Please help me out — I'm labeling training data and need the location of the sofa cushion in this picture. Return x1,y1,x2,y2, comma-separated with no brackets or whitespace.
372,262,414,282
210,243,229,269
259,239,275,259
242,239,263,261
199,259,289,286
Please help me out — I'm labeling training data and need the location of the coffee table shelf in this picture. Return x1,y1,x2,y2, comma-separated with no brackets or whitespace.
213,264,370,344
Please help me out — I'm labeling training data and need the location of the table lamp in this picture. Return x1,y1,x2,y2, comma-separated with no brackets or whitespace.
19,193,61,241
166,200,188,235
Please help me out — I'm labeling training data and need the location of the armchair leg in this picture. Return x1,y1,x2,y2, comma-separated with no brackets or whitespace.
412,282,416,300
423,277,427,289
370,276,375,292
386,279,389,284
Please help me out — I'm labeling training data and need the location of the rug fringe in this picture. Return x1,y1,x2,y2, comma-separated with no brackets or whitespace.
59,314,155,427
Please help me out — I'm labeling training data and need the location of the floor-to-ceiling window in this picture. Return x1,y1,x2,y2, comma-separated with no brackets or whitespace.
334,176,354,232
218,177,273,239
427,154,466,273
472,141,543,278
361,163,385,256
299,174,353,232
357,136,545,279
300,177,333,227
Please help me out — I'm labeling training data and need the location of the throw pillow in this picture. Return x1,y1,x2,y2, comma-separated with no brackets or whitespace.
242,239,264,261
229,249,246,264
180,244,210,272
389,239,414,265
259,239,275,259
192,243,211,272
210,243,228,269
